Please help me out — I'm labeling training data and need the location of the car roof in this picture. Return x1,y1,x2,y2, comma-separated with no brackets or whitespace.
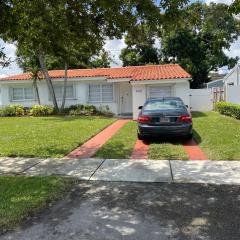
145,97,183,103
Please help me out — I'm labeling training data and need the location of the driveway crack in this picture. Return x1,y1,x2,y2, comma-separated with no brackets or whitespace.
88,159,106,180
169,160,174,182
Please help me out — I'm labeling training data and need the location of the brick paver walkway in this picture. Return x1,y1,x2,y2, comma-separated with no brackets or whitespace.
67,120,129,159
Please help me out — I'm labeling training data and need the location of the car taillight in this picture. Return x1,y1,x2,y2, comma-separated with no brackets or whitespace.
178,115,192,123
138,115,151,123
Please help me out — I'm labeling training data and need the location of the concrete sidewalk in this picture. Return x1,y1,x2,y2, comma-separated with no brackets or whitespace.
0,157,240,185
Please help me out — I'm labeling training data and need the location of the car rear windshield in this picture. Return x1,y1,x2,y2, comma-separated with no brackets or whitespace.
144,99,185,111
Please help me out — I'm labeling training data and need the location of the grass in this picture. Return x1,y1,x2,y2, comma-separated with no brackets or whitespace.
95,121,137,159
95,121,188,160
148,141,188,160
192,111,240,160
0,116,115,158
0,176,74,233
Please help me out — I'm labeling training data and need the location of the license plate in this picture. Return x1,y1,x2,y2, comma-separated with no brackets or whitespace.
160,117,170,123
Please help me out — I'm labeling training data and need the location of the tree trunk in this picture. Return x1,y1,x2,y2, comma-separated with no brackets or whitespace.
33,79,41,104
38,52,59,111
61,61,68,111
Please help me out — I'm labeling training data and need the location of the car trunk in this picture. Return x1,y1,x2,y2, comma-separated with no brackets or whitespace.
143,110,187,126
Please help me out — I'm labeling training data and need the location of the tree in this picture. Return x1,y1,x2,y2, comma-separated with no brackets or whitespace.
8,0,164,111
0,0,13,68
161,2,240,88
230,0,240,14
120,25,160,66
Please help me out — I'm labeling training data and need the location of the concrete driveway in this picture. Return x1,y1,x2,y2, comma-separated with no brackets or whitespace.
2,181,240,240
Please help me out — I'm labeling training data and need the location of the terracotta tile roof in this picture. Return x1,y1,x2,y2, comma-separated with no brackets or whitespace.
0,64,191,81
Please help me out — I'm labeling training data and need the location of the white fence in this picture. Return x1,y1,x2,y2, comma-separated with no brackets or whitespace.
226,86,240,104
189,89,213,111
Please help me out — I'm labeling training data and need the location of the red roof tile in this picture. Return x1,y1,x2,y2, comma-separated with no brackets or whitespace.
0,64,191,81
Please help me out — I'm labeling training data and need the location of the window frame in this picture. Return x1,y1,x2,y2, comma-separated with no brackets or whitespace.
88,83,114,103
49,84,76,101
11,87,35,102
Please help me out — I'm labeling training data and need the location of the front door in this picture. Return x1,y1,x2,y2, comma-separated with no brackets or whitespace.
120,82,132,114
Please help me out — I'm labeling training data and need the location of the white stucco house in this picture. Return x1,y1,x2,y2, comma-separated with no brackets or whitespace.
0,64,191,119
223,63,240,86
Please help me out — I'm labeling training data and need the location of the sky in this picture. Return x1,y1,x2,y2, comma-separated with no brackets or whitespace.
0,0,238,77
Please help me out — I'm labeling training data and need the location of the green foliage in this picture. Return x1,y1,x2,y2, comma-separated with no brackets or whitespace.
120,25,160,66
161,2,240,88
0,105,25,117
0,176,74,232
68,104,113,117
29,105,54,117
229,0,240,14
215,102,240,120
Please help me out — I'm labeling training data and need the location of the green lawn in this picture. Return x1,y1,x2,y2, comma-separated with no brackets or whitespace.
192,111,240,160
95,121,188,160
0,116,115,158
0,176,74,233
148,141,188,160
95,121,137,159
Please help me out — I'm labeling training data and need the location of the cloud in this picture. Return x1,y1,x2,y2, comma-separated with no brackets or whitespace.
104,39,126,67
205,0,233,5
224,37,240,60
0,39,22,77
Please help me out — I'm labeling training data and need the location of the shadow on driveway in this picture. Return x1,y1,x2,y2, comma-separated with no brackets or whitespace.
2,181,240,240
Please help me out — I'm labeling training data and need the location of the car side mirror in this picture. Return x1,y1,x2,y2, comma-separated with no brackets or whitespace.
138,106,143,110
185,105,189,108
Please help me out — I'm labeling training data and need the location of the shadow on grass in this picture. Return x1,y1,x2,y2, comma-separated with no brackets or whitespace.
144,136,186,145
191,111,208,118
95,142,132,159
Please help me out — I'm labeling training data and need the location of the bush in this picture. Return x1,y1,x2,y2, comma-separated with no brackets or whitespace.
97,105,114,117
68,104,113,117
215,102,240,120
30,105,54,117
69,104,98,116
0,104,25,117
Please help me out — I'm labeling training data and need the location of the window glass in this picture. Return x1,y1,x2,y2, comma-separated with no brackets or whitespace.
24,88,34,100
144,99,184,111
12,88,23,100
52,85,74,99
102,84,113,102
89,85,101,102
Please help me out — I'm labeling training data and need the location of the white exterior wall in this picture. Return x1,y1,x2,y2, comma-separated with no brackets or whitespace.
226,86,240,104
1,78,191,119
173,82,190,107
0,80,119,114
132,84,147,120
224,64,240,86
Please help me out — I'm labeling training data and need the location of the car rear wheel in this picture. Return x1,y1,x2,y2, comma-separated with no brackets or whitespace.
137,133,145,140
186,133,193,140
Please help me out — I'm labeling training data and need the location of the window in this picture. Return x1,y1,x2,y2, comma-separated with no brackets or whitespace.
148,86,172,99
89,84,113,103
50,85,75,100
12,87,34,101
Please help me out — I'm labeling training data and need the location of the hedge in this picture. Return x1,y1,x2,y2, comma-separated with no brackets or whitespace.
215,102,240,120
0,104,114,117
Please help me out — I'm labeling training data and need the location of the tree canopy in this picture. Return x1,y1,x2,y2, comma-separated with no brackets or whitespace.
120,2,240,88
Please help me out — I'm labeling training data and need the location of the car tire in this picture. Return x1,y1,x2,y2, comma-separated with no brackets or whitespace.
186,133,193,140
137,133,145,140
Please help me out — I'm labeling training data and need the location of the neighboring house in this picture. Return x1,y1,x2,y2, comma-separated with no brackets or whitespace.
223,63,240,86
207,79,224,89
0,64,191,119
